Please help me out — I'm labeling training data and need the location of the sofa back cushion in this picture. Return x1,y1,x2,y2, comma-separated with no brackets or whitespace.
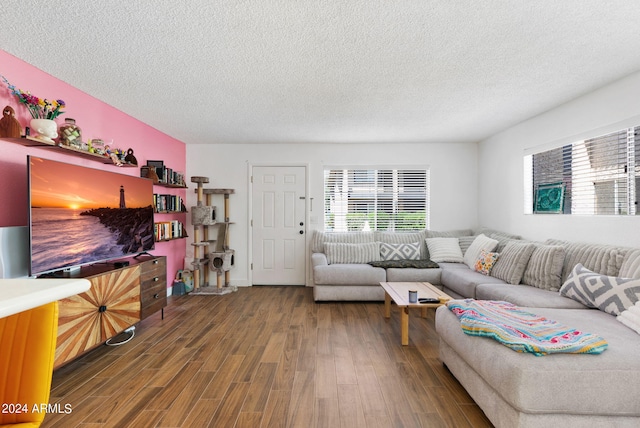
311,231,375,253
474,227,522,240
475,228,523,252
490,241,536,285
427,229,473,238
521,244,565,291
456,236,477,255
325,242,381,264
545,239,622,281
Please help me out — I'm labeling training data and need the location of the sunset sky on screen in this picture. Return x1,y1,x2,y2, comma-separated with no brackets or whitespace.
30,156,153,209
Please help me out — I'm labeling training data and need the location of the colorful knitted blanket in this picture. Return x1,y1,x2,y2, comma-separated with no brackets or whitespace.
447,299,608,356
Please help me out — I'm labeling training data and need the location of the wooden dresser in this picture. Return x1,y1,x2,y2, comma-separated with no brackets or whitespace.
53,255,167,368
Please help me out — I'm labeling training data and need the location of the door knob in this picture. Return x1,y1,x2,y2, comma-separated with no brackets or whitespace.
299,230,304,234
299,222,304,226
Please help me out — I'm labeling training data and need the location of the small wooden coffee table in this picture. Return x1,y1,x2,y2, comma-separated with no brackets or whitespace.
380,282,452,345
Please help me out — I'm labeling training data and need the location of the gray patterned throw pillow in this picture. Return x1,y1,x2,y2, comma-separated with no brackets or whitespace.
559,263,640,315
379,242,421,261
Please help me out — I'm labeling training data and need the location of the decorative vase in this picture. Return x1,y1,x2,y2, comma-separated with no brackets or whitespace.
30,118,58,143
58,117,82,147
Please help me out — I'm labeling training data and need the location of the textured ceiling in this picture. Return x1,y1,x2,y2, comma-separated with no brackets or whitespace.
1,1,640,145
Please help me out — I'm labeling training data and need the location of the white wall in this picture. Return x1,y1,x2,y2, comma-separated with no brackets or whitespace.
478,71,640,246
187,142,478,286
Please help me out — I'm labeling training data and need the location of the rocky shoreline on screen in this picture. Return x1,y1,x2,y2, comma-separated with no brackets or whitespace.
80,206,155,254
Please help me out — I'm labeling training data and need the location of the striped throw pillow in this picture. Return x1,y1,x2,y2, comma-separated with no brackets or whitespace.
425,238,464,263
325,242,381,264
521,244,565,291
490,241,536,285
463,234,499,269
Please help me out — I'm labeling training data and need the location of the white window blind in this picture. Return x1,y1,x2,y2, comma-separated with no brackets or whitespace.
528,126,639,215
323,168,430,231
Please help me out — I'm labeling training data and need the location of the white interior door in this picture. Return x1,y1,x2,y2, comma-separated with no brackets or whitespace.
251,166,307,285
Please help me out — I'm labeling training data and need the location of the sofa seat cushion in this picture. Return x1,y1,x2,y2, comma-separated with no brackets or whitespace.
436,306,640,416
386,267,442,284
441,266,505,299
313,285,385,301
438,262,469,270
476,283,588,309
313,263,386,285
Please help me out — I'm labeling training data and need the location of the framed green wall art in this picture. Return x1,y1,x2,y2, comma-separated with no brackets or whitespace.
534,182,565,213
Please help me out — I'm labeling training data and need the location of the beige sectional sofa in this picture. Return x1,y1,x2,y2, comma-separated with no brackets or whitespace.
311,227,514,301
310,228,640,427
311,229,442,301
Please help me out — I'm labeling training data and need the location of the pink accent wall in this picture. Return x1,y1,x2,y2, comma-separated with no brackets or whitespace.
0,50,186,284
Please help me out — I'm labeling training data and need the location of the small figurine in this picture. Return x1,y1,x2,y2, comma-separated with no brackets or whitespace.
124,148,138,166
0,105,22,138
111,154,122,166
105,145,123,166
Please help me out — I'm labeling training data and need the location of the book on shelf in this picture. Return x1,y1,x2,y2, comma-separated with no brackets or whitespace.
154,220,186,241
153,193,185,213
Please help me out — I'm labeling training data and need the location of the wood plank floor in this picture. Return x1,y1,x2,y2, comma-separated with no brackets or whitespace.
43,286,493,428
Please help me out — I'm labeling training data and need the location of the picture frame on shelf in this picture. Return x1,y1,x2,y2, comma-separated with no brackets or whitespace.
146,160,165,181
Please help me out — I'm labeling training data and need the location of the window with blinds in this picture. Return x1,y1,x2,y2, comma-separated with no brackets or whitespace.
323,168,430,231
526,126,639,215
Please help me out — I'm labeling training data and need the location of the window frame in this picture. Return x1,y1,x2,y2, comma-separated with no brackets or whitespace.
323,165,430,232
524,123,639,216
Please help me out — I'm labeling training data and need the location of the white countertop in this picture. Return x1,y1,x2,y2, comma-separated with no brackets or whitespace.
0,278,91,318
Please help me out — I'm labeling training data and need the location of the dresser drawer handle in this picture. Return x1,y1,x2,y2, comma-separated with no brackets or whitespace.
153,277,159,282
153,260,159,264
153,293,159,299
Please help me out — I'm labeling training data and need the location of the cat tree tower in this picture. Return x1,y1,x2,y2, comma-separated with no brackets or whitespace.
190,176,236,295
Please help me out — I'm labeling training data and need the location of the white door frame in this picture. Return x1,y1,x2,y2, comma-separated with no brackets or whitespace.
247,162,310,286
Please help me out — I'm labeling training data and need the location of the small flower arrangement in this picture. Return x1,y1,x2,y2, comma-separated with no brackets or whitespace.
1,74,65,120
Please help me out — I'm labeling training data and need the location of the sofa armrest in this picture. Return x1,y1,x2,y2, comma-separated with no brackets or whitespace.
311,252,329,267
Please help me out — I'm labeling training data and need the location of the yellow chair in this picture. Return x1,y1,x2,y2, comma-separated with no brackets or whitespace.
0,302,58,427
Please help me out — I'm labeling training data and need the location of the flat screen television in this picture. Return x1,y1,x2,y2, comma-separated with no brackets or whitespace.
28,155,155,276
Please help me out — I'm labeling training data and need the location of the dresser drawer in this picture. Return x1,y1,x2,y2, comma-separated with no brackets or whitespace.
140,257,166,282
140,274,166,302
138,256,167,319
